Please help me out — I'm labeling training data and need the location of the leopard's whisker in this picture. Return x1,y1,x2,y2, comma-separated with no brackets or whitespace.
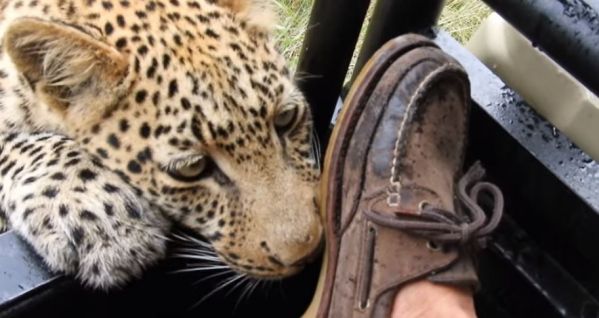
169,265,230,274
248,279,260,299
180,252,218,259
241,280,255,305
265,279,274,299
293,70,321,82
277,279,287,301
175,246,218,256
171,253,221,262
171,246,221,260
226,275,249,298
171,233,188,243
311,129,322,170
189,272,246,310
172,232,212,248
233,277,254,312
192,268,234,285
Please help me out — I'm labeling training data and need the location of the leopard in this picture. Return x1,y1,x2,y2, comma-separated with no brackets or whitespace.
0,0,323,290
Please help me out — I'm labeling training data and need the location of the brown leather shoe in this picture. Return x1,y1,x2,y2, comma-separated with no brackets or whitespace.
302,34,504,318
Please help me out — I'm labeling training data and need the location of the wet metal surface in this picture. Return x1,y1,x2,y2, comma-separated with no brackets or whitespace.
434,31,599,215
492,216,599,317
587,0,599,14
0,231,56,308
482,0,599,97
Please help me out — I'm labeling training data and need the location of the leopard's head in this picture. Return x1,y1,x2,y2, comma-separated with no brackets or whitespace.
3,0,322,278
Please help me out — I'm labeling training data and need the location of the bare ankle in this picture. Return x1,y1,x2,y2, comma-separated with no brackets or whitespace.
391,280,477,318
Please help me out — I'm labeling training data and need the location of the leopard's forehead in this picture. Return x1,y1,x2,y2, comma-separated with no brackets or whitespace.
79,0,300,159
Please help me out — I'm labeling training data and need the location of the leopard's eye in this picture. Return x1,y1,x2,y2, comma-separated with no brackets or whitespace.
167,157,210,182
274,105,298,133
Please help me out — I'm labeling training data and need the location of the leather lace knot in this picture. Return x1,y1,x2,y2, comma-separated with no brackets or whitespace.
364,162,504,248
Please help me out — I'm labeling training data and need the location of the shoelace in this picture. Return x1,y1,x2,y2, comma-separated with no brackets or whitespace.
364,161,504,247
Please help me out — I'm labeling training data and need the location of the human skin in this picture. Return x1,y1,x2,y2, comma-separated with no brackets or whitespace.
392,280,476,318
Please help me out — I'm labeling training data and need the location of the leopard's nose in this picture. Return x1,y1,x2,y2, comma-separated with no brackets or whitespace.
289,234,324,267
278,220,324,267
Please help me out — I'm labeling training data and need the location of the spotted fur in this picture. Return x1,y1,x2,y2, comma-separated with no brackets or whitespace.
0,0,322,289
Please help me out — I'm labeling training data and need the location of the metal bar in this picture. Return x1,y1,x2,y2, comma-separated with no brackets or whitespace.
481,0,599,97
352,0,445,80
433,31,599,215
0,231,57,310
435,30,599,308
490,216,599,317
295,0,371,144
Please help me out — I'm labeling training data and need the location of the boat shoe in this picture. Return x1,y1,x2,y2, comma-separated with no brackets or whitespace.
303,33,504,318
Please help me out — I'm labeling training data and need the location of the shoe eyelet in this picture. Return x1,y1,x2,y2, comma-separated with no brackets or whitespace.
418,200,431,211
358,299,370,310
427,240,441,251
387,193,401,207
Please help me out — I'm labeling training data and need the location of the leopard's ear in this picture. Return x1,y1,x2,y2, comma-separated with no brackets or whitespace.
4,18,131,122
214,0,278,33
